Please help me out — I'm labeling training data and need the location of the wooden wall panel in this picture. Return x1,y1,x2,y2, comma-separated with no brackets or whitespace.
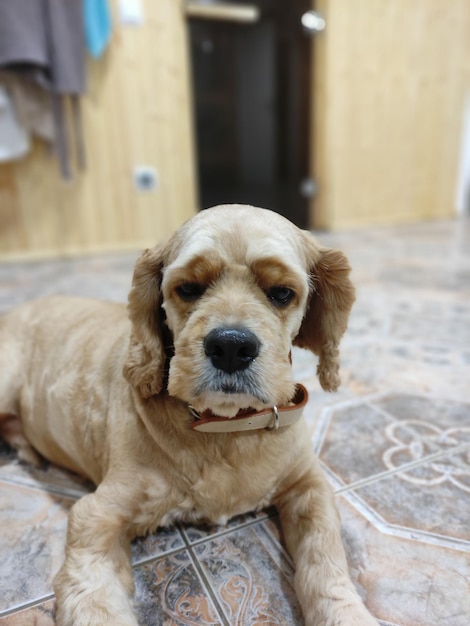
311,0,470,229
0,0,197,260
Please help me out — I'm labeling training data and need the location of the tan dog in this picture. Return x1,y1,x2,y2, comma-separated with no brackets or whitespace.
0,205,377,626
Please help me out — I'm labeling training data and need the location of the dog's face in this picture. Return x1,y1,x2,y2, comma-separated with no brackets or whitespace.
160,208,311,417
124,205,355,416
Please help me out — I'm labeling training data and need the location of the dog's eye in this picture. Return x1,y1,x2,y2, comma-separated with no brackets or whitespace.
266,286,295,307
175,282,206,302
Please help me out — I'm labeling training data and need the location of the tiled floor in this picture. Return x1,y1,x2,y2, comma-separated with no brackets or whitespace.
1,217,469,625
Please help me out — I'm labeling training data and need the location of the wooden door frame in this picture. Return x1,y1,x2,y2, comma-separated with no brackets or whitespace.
187,0,314,229
309,0,327,230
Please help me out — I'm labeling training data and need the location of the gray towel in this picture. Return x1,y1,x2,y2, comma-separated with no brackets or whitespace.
0,0,86,178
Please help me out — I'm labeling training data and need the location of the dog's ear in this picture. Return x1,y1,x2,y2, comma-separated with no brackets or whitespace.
123,243,169,398
294,233,355,392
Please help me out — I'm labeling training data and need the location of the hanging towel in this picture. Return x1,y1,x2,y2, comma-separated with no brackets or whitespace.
0,84,29,162
0,71,54,143
0,0,85,94
0,0,86,178
84,0,112,58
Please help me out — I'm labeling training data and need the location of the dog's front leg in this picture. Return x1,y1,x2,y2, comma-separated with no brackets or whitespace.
54,483,139,626
275,458,378,626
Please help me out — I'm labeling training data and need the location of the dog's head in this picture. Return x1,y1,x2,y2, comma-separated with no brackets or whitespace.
124,205,355,417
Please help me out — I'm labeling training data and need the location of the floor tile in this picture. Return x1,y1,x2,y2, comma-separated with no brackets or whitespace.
131,526,185,564
316,394,470,489
374,393,470,435
181,509,271,545
0,600,55,626
338,496,470,626
316,401,402,484
390,309,470,347
193,523,303,625
0,449,93,500
134,550,222,625
342,342,469,403
348,451,470,548
0,255,135,315
0,484,71,613
258,514,291,559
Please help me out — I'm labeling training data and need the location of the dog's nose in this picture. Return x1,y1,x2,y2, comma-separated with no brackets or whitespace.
204,327,260,374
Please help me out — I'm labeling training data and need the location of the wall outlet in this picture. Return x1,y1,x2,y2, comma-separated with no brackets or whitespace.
133,166,157,191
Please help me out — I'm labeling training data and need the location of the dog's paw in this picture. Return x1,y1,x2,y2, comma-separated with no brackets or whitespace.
55,600,139,626
54,570,138,626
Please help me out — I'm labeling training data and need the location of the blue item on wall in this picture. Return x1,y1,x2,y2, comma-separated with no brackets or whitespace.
84,0,112,58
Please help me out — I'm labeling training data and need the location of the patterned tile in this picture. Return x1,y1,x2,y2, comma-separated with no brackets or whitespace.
0,600,55,626
347,451,470,548
379,265,470,292
0,450,93,500
0,254,135,314
316,394,470,489
316,401,401,485
134,551,222,625
339,334,470,402
338,496,470,626
391,310,470,347
193,523,303,625
0,483,71,613
131,526,185,564
258,514,291,558
181,509,272,545
374,393,470,434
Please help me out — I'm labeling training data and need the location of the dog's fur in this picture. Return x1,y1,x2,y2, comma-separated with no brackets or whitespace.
0,205,377,625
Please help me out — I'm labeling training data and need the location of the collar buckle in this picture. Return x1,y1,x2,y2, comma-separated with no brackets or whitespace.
188,405,201,420
265,406,280,431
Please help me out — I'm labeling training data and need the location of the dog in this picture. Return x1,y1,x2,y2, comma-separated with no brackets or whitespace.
0,205,377,626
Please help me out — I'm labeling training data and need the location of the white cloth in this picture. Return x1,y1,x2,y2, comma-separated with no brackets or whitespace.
0,84,29,162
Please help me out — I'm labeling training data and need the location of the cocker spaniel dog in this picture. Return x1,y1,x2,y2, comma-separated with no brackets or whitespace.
0,205,377,626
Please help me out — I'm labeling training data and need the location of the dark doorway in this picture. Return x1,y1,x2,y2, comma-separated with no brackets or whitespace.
189,0,312,228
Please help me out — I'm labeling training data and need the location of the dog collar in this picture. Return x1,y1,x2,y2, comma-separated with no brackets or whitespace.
190,384,308,433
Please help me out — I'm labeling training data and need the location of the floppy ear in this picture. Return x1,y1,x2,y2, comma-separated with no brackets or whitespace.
123,244,169,398
294,235,355,392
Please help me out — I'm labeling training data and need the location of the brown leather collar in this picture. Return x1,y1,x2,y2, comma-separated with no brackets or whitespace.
190,384,308,433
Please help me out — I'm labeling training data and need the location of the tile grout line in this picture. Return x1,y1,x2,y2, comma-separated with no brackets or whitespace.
253,518,295,570
0,474,89,501
177,512,285,625
179,525,231,626
333,441,470,495
132,514,273,568
0,594,55,619
0,516,274,619
185,550,231,626
131,543,188,568
179,511,274,549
